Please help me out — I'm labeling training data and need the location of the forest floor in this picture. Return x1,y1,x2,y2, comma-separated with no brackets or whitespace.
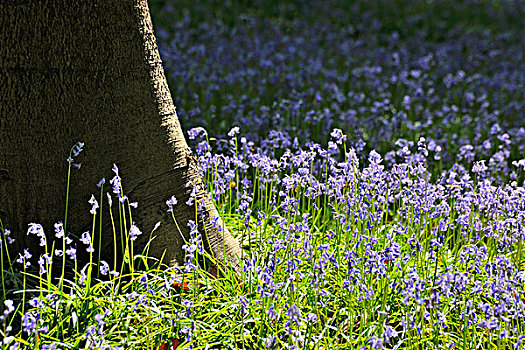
2,0,525,349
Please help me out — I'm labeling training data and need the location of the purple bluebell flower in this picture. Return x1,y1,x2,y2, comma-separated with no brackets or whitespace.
129,223,142,241
27,223,46,246
88,195,99,215
94,309,111,335
330,128,346,145
228,126,240,138
188,127,207,140
239,296,249,313
79,264,89,286
29,297,45,308
38,253,51,275
71,141,84,157
54,222,64,239
139,273,148,288
369,336,383,349
96,177,105,188
180,325,193,342
305,312,317,324
99,260,109,276
22,312,37,334
16,249,32,267
186,186,197,206
285,304,301,334
264,335,277,349
266,303,276,320
110,164,122,196
80,231,91,245
166,195,178,212
383,326,398,344
82,324,97,341
1,228,14,245
2,300,15,323
65,247,76,260
184,259,197,272
472,160,488,173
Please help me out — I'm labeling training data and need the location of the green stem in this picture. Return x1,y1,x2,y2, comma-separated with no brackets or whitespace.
60,161,72,292
97,184,104,278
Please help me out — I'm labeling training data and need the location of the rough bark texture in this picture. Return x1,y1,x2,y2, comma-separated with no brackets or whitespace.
0,0,241,271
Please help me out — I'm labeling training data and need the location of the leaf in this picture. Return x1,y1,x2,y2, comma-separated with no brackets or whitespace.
159,338,180,350
173,281,190,291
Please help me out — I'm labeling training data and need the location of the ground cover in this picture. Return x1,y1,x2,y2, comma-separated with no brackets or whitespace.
1,0,524,349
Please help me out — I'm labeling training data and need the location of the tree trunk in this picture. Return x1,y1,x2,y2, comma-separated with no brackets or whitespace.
0,0,241,271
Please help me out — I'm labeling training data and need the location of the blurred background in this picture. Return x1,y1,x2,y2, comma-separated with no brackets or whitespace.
148,0,524,182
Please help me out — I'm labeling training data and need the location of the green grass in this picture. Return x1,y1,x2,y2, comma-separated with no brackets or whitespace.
1,1,524,349
1,136,524,349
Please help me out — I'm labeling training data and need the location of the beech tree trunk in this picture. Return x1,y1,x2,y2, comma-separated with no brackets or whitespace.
0,1,241,271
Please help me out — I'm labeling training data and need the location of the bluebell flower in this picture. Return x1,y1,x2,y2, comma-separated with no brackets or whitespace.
369,336,383,349
38,253,51,275
65,247,76,260
22,312,37,334
188,127,207,140
80,231,91,245
27,223,46,246
266,303,276,320
29,297,45,308
16,249,32,267
96,177,105,188
239,296,249,313
184,259,197,272
3,299,14,313
129,223,142,241
99,261,109,276
88,195,99,215
79,263,90,286
285,304,301,334
110,164,122,196
180,325,192,342
71,142,84,157
228,126,240,138
54,222,64,239
305,312,317,324
264,335,276,349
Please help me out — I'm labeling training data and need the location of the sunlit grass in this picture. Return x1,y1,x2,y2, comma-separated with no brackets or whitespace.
1,0,525,349
2,130,524,349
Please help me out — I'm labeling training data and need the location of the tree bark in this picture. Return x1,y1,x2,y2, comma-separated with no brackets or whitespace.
0,0,241,271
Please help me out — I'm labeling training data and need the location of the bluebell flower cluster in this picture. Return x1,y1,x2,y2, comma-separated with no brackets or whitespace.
2,1,524,348
157,2,524,187
178,121,525,347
